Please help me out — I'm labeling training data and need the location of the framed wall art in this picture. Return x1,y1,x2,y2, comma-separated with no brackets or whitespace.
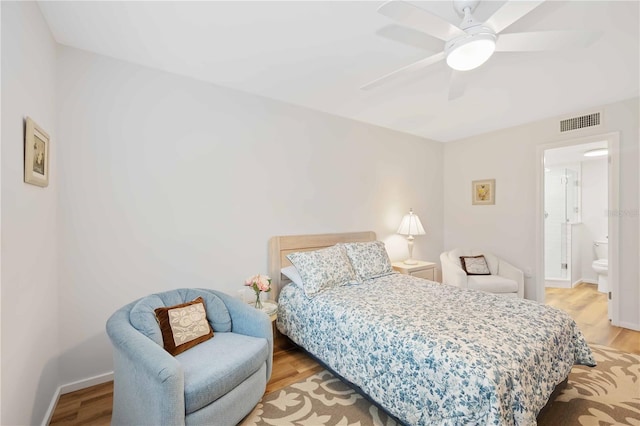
472,179,495,205
24,116,50,187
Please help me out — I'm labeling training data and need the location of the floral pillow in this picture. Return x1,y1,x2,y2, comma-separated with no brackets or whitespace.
460,255,491,275
286,245,358,297
341,241,394,281
154,297,213,356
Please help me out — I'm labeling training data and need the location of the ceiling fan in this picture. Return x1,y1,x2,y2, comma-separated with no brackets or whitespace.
362,0,598,99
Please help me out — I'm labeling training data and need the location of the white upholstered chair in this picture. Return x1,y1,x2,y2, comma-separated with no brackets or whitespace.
440,249,524,298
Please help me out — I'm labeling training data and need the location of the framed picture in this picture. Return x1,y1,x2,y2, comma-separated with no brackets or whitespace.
472,179,495,205
24,117,50,187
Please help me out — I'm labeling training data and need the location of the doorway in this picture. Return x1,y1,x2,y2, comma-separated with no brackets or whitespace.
536,132,620,325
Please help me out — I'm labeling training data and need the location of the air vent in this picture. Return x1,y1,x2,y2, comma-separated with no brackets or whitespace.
560,112,601,133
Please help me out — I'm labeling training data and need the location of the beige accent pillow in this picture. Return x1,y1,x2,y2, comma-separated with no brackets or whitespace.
460,255,491,275
154,297,213,355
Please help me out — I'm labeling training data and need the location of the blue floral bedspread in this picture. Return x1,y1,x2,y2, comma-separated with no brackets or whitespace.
276,273,595,425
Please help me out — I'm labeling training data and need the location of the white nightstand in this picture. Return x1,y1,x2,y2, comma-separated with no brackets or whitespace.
392,260,437,281
261,301,278,323
251,300,278,337
251,300,277,322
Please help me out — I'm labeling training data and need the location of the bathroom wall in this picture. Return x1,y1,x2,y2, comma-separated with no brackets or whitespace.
579,157,608,283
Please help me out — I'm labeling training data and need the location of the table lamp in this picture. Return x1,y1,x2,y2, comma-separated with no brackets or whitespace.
397,208,425,265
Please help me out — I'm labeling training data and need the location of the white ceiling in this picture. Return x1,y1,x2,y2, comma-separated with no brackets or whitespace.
38,1,639,142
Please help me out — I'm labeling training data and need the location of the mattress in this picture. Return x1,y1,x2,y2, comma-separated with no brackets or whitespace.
276,273,595,425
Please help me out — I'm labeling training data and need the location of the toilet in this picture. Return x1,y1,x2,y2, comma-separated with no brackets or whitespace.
592,241,608,293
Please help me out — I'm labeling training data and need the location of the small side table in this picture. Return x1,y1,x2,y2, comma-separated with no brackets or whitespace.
392,260,437,281
260,301,278,323
251,300,278,338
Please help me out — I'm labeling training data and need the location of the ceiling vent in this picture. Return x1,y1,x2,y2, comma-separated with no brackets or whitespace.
559,112,601,133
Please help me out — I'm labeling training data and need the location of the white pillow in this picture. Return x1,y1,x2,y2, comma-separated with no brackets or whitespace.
281,265,303,286
341,241,394,281
286,245,358,297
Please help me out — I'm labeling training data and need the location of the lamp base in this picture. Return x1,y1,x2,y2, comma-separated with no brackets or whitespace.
404,236,417,266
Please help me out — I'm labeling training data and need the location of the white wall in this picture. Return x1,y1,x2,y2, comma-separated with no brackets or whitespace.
1,2,59,425
55,46,444,385
443,98,639,329
579,158,608,282
1,3,3,421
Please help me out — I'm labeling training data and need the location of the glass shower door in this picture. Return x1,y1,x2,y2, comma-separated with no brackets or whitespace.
544,167,579,282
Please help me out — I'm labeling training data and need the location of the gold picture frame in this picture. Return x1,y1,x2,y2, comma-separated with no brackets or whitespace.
472,179,495,205
24,117,50,187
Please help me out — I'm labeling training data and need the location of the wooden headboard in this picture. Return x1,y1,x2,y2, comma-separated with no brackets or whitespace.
268,231,377,300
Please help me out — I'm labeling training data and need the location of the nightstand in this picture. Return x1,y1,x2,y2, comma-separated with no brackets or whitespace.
251,300,278,338
261,301,278,323
392,260,437,281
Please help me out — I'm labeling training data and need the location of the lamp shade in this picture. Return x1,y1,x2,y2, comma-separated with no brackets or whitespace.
397,209,426,236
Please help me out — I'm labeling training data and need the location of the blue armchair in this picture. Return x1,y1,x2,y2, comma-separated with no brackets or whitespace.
106,288,273,426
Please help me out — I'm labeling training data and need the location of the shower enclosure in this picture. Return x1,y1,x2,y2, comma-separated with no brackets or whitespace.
544,165,580,286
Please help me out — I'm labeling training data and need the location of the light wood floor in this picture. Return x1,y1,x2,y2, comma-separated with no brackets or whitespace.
546,282,640,354
49,284,640,425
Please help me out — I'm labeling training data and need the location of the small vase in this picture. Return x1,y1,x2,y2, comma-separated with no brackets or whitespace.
254,292,263,310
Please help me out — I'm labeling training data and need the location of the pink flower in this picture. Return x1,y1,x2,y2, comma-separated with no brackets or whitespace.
245,274,272,294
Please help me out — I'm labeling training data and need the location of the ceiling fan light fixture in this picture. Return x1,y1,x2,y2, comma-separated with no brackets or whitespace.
445,31,496,71
584,148,608,157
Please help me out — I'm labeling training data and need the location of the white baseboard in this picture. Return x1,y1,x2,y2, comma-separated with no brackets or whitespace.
60,371,114,394
618,321,640,331
545,278,571,288
42,371,114,426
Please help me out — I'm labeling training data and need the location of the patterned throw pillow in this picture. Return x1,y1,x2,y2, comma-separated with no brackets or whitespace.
154,297,213,356
341,241,394,281
287,245,358,297
460,255,491,275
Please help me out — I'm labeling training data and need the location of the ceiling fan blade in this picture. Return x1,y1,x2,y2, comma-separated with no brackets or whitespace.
448,70,467,101
376,24,445,53
485,0,545,34
361,51,445,90
378,0,465,42
496,30,601,52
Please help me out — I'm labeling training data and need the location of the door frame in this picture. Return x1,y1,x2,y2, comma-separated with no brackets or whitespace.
535,132,620,325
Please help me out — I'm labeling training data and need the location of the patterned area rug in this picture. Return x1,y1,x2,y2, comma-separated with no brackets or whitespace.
240,345,639,426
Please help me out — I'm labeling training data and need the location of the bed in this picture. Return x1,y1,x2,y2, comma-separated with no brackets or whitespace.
269,231,595,425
